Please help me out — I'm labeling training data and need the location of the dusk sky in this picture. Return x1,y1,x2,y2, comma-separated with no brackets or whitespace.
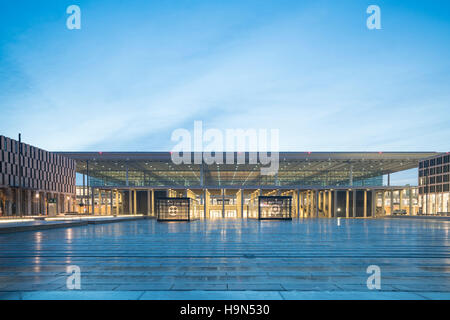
1,1,449,184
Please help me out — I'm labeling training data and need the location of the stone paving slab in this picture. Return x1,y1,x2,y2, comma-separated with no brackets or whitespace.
114,284,172,291
417,292,450,300
279,290,428,300
0,290,146,300
139,291,285,300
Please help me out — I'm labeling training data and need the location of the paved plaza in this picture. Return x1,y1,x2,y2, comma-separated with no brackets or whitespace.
0,218,449,300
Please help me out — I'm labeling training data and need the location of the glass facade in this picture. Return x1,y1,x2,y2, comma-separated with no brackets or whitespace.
81,163,384,188
418,154,450,215
61,152,435,219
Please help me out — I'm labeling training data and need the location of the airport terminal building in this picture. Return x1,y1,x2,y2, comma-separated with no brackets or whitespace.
0,134,447,218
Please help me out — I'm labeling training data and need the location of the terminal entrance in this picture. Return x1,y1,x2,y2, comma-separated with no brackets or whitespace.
204,189,240,219
175,188,298,219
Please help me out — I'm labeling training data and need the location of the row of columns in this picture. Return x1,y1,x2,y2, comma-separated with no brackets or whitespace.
84,188,156,216
75,187,417,218
421,192,449,215
0,188,75,216
298,189,373,218
297,189,415,218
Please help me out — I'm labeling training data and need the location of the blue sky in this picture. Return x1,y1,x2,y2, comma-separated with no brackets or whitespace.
1,0,450,184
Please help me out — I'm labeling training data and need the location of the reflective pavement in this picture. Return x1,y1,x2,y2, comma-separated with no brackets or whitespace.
0,218,449,299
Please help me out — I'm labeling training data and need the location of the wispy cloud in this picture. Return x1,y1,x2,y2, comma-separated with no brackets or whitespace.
0,0,449,156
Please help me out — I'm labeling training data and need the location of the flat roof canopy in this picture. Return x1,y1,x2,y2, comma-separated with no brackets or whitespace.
57,152,439,188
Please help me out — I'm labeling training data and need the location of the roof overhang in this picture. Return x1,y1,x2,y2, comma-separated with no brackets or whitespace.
56,151,438,188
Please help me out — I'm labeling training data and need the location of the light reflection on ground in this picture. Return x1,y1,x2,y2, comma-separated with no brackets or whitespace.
0,218,449,299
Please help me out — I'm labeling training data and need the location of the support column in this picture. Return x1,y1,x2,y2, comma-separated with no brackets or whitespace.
16,189,21,216
323,191,326,213
110,189,113,215
202,189,206,219
352,190,356,217
346,190,349,218
409,188,413,216
133,189,137,214
363,190,367,218
7,190,12,216
322,191,326,215
91,188,95,215
82,173,86,211
328,190,332,218
306,191,309,218
241,189,244,219
303,192,306,217
236,189,241,218
309,191,312,218
27,190,31,216
382,191,386,216
147,189,151,216
151,189,155,216
128,190,132,215
40,192,44,216
390,190,394,215
205,189,210,219
35,190,42,216
333,190,337,218
320,191,323,213
306,190,312,218
38,192,41,216
115,190,119,215
86,161,90,214
56,193,60,215
305,191,309,217
297,190,300,219
315,190,319,218
371,190,376,218
300,192,304,218
299,192,303,218
317,191,321,211
98,189,102,215
309,191,313,217
222,189,225,218
304,192,308,218
399,189,403,212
